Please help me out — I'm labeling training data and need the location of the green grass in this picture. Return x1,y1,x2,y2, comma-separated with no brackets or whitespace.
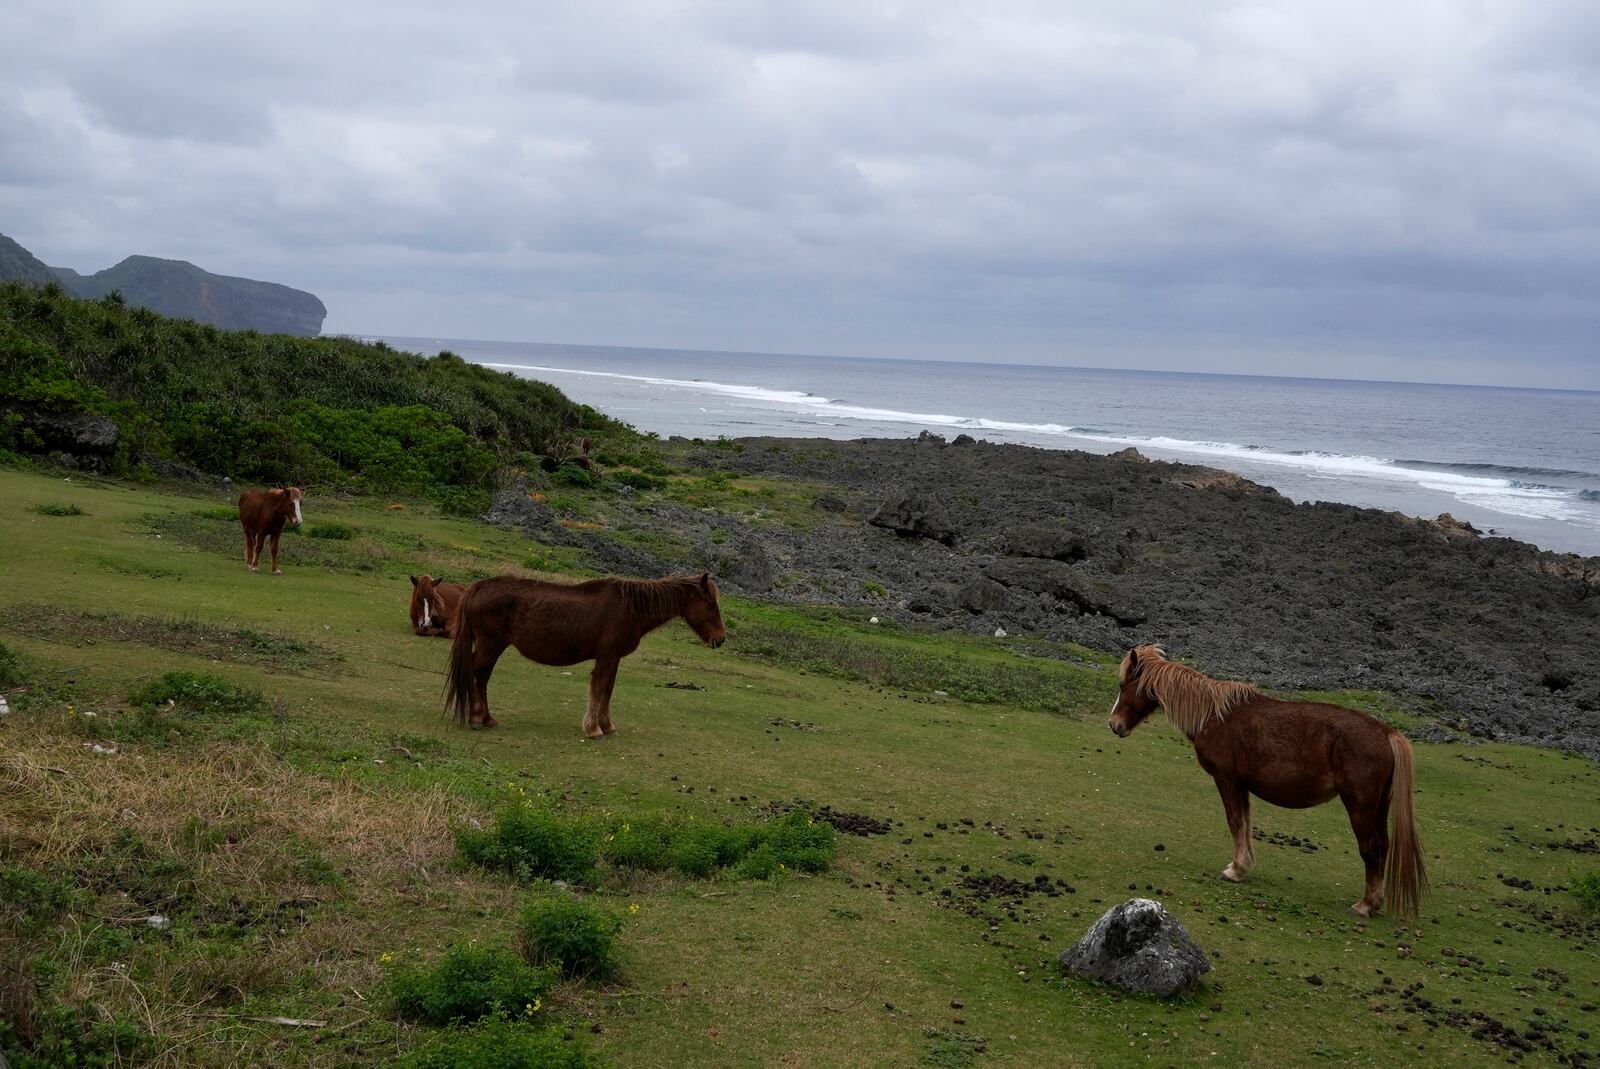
0,466,1596,1068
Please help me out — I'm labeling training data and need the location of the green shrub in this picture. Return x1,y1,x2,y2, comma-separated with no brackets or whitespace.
399,1013,600,1069
0,864,78,935
456,794,599,884
552,462,598,488
0,638,23,689
1574,872,1600,913
435,485,491,517
193,506,238,521
600,812,833,880
0,1004,150,1069
604,819,669,870
128,671,266,716
761,810,836,872
518,894,624,981
304,521,356,540
613,470,666,492
30,503,84,516
388,944,555,1026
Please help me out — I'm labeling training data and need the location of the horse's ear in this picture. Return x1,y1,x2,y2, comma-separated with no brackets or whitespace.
1123,646,1142,682
698,571,711,589
410,575,418,587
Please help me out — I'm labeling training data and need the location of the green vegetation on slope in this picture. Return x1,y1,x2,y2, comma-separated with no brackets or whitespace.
0,281,630,500
0,467,1596,1068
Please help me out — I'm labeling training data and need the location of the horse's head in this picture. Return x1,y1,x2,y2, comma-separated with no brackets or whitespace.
410,574,441,629
684,572,727,649
1108,645,1162,737
279,487,304,525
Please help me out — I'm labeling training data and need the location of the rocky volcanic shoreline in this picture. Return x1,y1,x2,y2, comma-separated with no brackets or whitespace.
483,433,1600,759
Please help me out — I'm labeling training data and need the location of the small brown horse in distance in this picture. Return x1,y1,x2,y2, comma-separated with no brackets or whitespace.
237,488,303,574
409,574,466,637
444,573,727,736
1108,645,1426,919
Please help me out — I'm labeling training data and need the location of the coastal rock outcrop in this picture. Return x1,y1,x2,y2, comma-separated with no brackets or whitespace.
1059,899,1212,997
1003,523,1091,562
868,489,960,545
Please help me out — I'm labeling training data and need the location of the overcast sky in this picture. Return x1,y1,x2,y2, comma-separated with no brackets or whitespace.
3,1,1597,388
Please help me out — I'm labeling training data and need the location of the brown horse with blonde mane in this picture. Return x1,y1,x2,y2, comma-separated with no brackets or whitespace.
409,574,466,637
237,487,303,574
444,572,727,736
1108,645,1426,919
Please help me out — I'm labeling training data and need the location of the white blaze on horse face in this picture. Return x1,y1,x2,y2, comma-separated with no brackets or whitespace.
293,499,302,525
422,599,432,629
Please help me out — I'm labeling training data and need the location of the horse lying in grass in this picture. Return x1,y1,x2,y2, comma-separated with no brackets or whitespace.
409,574,466,637
1108,645,1426,919
444,572,726,736
237,487,303,574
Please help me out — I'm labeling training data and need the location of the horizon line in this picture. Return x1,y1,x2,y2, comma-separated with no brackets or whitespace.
345,331,1600,397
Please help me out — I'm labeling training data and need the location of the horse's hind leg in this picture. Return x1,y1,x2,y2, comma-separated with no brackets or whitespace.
1213,776,1255,882
1342,791,1389,917
471,639,507,729
586,656,620,738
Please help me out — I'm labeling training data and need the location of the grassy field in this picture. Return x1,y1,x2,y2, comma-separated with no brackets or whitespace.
1,466,1596,1068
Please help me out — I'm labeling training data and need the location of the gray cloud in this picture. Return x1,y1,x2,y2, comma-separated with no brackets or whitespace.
2,0,1597,387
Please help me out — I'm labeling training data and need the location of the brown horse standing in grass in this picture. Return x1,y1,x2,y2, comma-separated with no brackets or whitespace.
409,574,466,637
1107,645,1426,919
444,573,727,736
237,487,303,574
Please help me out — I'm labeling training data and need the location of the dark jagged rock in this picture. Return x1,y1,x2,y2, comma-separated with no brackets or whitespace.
1003,523,1091,562
811,492,847,514
5,408,118,458
1059,898,1211,997
983,558,1145,625
135,452,210,483
481,476,556,532
951,433,977,446
869,489,959,545
711,538,775,594
957,577,1011,614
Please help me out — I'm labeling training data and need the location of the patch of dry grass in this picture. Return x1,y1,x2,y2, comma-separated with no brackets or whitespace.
0,708,513,1067
12,603,339,672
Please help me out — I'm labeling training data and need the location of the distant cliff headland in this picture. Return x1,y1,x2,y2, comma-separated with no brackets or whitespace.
0,233,326,337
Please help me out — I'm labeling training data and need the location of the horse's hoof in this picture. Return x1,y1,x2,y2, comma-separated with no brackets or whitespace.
1220,866,1245,883
272,570,283,576
1350,902,1375,918
583,733,607,741
469,722,485,731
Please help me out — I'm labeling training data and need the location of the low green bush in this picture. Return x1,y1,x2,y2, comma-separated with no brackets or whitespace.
552,462,598,488
0,1004,150,1069
388,943,555,1026
1574,872,1600,913
399,1013,600,1069
613,470,666,492
456,794,600,884
0,864,78,935
0,638,23,689
128,671,266,716
518,893,625,981
304,521,356,540
30,503,84,517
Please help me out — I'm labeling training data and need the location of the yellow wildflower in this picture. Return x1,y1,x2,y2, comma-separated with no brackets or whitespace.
628,903,640,914
379,952,394,964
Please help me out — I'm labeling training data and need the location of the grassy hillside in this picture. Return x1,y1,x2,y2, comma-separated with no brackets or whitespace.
0,282,629,504
1,466,1596,1068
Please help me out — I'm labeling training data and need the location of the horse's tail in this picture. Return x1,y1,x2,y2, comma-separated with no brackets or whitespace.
1385,733,1428,920
443,584,478,726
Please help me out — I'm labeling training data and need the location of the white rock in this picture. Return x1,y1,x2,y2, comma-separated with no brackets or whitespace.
993,627,1008,638
90,743,118,755
0,696,9,717
146,914,170,931
869,616,880,624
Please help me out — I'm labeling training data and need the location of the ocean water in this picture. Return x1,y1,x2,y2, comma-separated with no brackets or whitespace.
376,336,1600,558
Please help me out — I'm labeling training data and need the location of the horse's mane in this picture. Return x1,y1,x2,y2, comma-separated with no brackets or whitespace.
1124,645,1261,738
605,575,712,619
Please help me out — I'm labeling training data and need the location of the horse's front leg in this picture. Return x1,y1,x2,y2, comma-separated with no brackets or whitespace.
1214,776,1255,882
586,656,620,738
268,530,284,575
